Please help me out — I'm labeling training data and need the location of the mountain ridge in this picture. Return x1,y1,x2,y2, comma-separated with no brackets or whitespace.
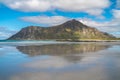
8,19,116,41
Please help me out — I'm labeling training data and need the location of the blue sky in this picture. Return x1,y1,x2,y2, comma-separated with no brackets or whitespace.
0,0,120,39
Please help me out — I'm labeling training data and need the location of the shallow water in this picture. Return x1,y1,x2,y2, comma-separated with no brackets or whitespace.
0,41,120,80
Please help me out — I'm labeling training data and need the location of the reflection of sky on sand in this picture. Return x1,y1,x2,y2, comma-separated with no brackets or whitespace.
11,45,120,80
10,53,103,80
11,56,120,80
11,55,120,80
10,67,108,80
0,42,120,80
23,56,99,70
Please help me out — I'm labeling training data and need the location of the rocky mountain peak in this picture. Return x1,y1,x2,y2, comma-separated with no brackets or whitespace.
64,19,83,25
60,19,88,29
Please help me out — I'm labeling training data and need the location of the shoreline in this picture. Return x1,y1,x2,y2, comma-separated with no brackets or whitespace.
0,39,120,42
57,39,120,42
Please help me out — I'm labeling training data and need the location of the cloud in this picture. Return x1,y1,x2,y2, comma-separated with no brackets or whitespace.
1,0,52,12
116,0,120,8
1,0,110,16
0,27,17,39
21,16,70,26
79,18,120,32
54,0,110,16
112,9,120,19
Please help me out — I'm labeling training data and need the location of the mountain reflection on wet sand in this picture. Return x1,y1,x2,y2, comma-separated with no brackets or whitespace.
0,42,120,80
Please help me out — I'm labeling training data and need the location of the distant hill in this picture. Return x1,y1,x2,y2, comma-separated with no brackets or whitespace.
8,19,116,41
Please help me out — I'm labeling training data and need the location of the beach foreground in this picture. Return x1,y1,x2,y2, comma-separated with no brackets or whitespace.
0,41,120,80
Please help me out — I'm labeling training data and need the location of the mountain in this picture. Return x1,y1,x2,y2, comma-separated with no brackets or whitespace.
8,19,116,40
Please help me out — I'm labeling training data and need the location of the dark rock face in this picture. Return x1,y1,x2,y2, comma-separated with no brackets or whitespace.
8,19,115,40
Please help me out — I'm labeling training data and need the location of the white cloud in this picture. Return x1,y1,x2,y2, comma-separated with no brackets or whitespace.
0,27,16,39
54,0,110,16
1,0,110,16
79,18,120,32
112,9,120,19
116,0,120,8
21,16,70,26
1,0,52,12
